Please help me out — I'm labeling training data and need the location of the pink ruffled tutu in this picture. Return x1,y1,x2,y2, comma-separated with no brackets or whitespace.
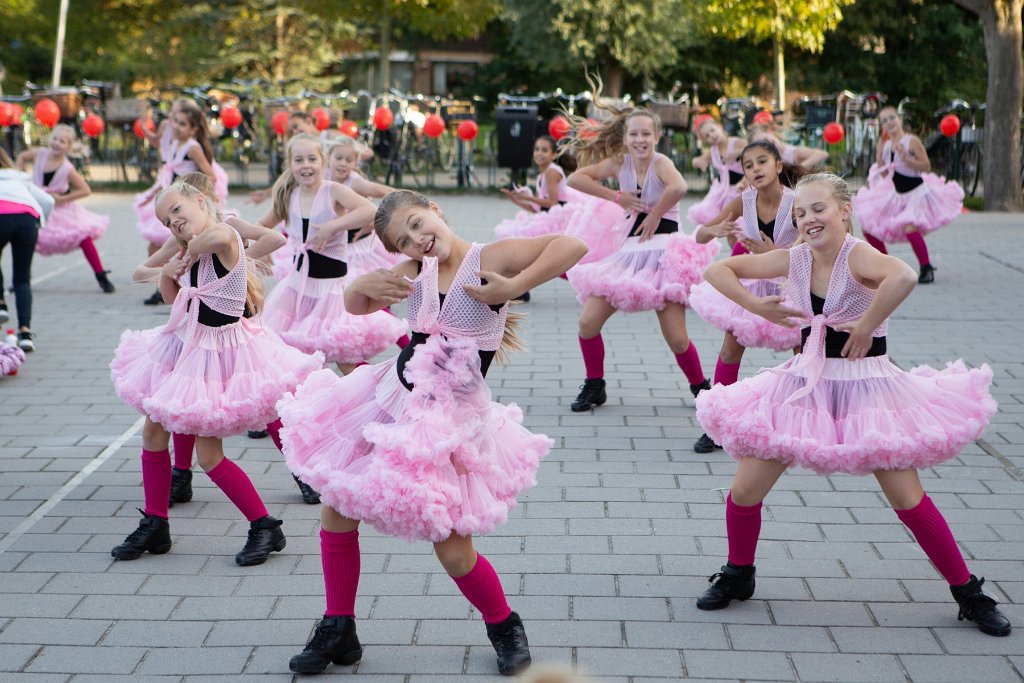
689,278,802,351
133,189,170,246
563,196,630,266
568,229,719,312
345,235,403,279
35,201,109,256
263,275,407,364
853,172,963,242
687,177,742,226
211,161,229,203
1,344,25,375
695,356,996,475
110,318,324,437
270,242,295,282
278,335,552,542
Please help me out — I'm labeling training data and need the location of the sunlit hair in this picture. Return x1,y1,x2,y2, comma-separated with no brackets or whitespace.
175,105,215,164
157,180,266,313
177,171,218,208
272,134,324,222
794,172,854,235
373,189,524,360
741,139,804,188
565,75,661,167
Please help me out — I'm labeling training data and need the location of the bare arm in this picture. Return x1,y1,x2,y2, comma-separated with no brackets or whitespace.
187,145,217,183
133,236,181,283
344,259,418,315
15,149,37,172
466,234,588,305
310,184,376,250
568,158,645,212
225,216,287,260
349,175,394,200
703,250,805,327
793,147,829,170
694,197,742,243
524,168,564,209
56,168,91,204
143,119,166,148
899,136,931,173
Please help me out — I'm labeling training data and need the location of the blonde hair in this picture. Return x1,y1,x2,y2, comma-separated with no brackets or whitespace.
272,134,324,222
326,136,370,160
49,123,84,157
158,180,266,314
373,189,525,361
794,172,854,235
565,75,661,166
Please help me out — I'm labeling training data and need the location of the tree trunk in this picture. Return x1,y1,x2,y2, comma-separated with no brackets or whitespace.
603,62,624,98
274,2,285,86
774,32,786,112
379,13,392,92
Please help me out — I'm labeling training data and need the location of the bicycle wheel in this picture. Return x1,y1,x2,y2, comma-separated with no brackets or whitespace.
437,131,456,171
406,139,426,175
958,143,980,197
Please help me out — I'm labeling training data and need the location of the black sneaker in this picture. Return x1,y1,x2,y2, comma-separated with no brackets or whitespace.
168,467,193,508
918,264,936,284
111,509,172,560
696,562,756,610
289,615,363,674
95,270,116,293
693,433,721,454
0,302,8,324
294,475,321,505
17,331,34,352
235,515,286,566
951,575,1012,636
144,289,165,305
690,379,711,398
247,429,268,439
571,378,607,412
485,611,531,676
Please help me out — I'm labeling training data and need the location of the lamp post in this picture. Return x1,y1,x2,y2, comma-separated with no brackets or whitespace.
51,0,70,87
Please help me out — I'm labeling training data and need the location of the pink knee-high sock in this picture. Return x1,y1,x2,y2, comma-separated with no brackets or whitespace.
864,234,888,254
674,341,706,385
895,495,970,586
452,554,513,624
579,334,605,380
321,529,360,617
171,434,194,470
141,448,172,519
396,334,410,349
906,231,931,267
730,242,749,256
206,458,268,522
79,238,105,274
726,493,762,566
265,419,283,452
714,357,741,387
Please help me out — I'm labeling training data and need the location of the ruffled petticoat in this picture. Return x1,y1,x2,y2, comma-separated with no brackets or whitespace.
110,317,324,437
689,278,803,351
695,355,996,475
35,201,109,256
346,235,403,280
262,273,406,364
568,229,720,312
278,335,551,542
853,173,963,242
686,177,742,226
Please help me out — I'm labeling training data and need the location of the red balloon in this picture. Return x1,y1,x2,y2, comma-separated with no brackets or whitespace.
0,103,11,127
271,111,289,136
580,117,600,139
312,107,330,131
940,114,961,138
10,104,23,124
373,107,394,131
548,116,571,140
339,119,359,138
221,106,242,129
823,122,845,144
457,120,478,142
423,114,445,138
133,117,154,139
35,98,60,128
82,114,105,138
753,109,773,126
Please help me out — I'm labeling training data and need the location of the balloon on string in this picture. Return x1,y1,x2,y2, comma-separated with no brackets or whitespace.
0,103,11,127
823,122,845,144
753,110,773,126
82,114,105,138
457,120,478,141
312,108,330,131
220,106,242,129
339,119,359,138
940,114,961,137
271,111,289,135
133,117,154,139
548,116,570,140
423,114,445,138
10,104,23,124
35,98,60,128
373,107,394,131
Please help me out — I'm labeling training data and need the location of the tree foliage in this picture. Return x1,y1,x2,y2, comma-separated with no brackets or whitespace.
699,0,855,51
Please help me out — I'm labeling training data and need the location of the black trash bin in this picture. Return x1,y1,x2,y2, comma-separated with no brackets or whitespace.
496,105,538,170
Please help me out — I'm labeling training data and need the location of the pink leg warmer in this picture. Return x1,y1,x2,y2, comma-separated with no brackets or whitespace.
171,434,194,470
265,419,283,452
141,448,171,520
726,493,762,566
714,357,741,387
79,238,105,274
674,341,706,385
895,495,970,586
579,334,605,380
452,554,512,624
906,231,931,267
864,234,888,254
321,529,361,617
206,458,268,522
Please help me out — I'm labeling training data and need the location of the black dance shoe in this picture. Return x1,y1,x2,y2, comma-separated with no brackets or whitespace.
168,467,193,508
951,575,1012,636
247,429,268,439
235,515,286,566
95,270,116,293
571,378,606,412
144,289,165,305
693,433,721,454
111,509,171,560
918,264,936,284
486,611,532,676
294,475,321,505
690,378,711,398
289,615,363,674
696,562,756,610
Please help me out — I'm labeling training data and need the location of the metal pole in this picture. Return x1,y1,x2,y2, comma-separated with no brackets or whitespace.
51,0,70,87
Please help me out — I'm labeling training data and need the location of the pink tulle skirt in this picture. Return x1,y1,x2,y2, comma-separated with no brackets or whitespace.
1,344,25,375
346,236,403,279
687,177,742,226
211,162,229,203
133,186,170,246
278,335,552,542
263,273,407,364
110,317,324,437
35,201,109,256
689,278,802,351
695,355,996,475
567,230,720,312
853,173,964,242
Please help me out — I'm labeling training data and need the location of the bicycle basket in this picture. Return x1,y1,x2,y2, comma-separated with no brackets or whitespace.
34,89,81,119
105,98,148,124
441,101,475,122
646,102,691,128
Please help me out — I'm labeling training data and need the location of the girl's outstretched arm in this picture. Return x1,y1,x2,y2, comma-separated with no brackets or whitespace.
225,216,287,259
467,234,587,305
344,259,418,315
704,250,804,327
133,236,181,282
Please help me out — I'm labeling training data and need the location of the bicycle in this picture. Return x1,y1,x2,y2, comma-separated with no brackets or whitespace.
925,99,983,197
837,90,885,180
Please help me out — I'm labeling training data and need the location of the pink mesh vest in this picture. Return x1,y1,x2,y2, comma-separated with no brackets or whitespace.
738,186,797,247
883,138,920,178
538,164,568,202
406,243,508,352
167,229,248,342
712,139,742,181
286,180,348,263
619,153,679,222
158,138,200,187
31,149,73,194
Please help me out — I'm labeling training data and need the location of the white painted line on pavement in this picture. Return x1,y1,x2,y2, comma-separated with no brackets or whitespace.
30,260,82,285
0,414,145,555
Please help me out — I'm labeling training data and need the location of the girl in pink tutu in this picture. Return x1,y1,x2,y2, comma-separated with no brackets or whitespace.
693,173,1009,637
687,115,745,226
565,104,718,412
110,180,323,565
688,139,804,453
258,134,406,377
16,125,114,293
747,124,829,170
853,106,963,284
280,189,587,676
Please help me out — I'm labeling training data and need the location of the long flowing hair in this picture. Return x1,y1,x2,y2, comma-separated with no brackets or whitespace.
563,75,662,167
271,134,324,223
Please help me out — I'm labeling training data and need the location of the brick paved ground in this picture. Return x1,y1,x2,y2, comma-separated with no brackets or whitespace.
0,192,1021,682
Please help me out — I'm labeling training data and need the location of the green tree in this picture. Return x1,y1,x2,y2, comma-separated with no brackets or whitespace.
699,0,856,109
